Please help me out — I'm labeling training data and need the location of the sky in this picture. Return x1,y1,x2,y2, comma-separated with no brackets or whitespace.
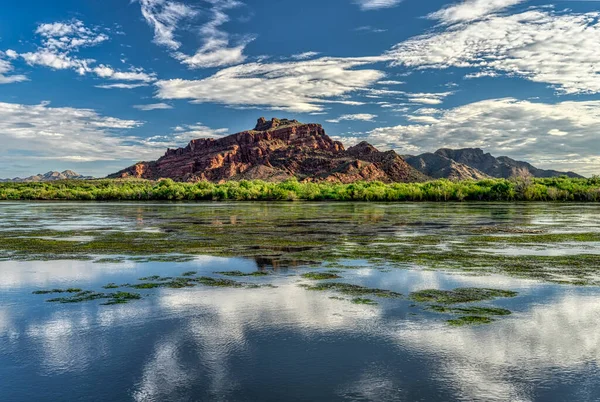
1,0,600,178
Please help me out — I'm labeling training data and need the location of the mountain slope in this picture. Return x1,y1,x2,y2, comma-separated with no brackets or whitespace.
406,148,582,179
0,170,94,183
109,118,429,183
403,153,490,180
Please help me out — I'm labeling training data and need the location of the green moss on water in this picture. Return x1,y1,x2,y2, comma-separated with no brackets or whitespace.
351,297,378,305
195,276,245,288
181,271,198,276
454,306,512,316
32,288,82,294
5,199,600,287
131,277,196,289
301,282,402,298
47,291,108,303
470,232,600,245
215,270,270,277
427,305,512,316
138,275,163,281
94,257,125,264
301,272,342,280
102,283,120,289
131,282,163,289
448,316,494,326
410,288,518,304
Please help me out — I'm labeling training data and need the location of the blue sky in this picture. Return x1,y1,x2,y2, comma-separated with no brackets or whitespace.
1,0,600,177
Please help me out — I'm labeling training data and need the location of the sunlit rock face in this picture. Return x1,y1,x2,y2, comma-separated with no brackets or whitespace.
109,118,428,183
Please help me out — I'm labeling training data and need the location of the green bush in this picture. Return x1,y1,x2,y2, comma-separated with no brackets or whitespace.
0,177,598,202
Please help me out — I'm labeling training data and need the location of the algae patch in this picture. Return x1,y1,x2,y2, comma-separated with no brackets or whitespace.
351,297,378,305
410,288,518,304
301,282,402,298
301,272,342,280
448,316,494,326
215,270,270,277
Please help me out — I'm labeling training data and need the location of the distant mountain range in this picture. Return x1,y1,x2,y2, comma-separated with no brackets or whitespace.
109,117,583,183
0,170,94,183
2,119,583,184
403,148,582,180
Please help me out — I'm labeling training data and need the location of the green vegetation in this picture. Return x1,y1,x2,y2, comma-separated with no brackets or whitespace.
428,305,512,316
32,288,82,294
138,275,168,281
102,283,119,289
301,272,342,280
94,257,125,264
215,270,270,277
447,316,494,326
1,177,599,202
45,290,141,304
410,288,518,304
131,277,196,289
181,271,198,276
195,276,245,288
301,282,402,298
351,297,378,305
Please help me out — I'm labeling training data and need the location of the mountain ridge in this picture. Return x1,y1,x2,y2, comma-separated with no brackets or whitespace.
405,148,582,180
0,170,94,183
109,118,429,183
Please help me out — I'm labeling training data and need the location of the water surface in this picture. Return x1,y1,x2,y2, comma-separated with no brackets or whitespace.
1,202,599,401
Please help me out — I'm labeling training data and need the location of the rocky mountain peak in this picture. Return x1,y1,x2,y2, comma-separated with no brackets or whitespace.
253,117,300,132
347,141,379,157
109,117,427,183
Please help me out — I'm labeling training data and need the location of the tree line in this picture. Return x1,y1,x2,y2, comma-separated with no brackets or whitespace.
0,177,599,202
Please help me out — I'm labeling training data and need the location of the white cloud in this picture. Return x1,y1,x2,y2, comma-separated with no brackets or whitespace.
0,57,28,84
355,0,403,11
0,101,231,176
388,9,600,94
355,98,600,175
377,80,405,85
96,83,149,89
291,51,320,60
139,0,252,69
138,0,198,50
156,57,386,112
146,123,229,145
133,103,173,111
178,1,252,69
0,101,147,164
404,92,453,105
326,113,378,123
177,39,250,68
354,26,387,33
35,20,109,51
10,20,155,86
428,0,525,25
4,49,18,59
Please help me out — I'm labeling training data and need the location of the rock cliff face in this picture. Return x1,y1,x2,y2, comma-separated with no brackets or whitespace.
109,118,428,183
405,148,583,180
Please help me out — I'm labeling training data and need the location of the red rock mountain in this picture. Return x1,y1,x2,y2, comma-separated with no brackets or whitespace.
109,118,428,183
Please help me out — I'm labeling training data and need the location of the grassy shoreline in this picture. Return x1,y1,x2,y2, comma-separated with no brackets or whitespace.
0,177,599,202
